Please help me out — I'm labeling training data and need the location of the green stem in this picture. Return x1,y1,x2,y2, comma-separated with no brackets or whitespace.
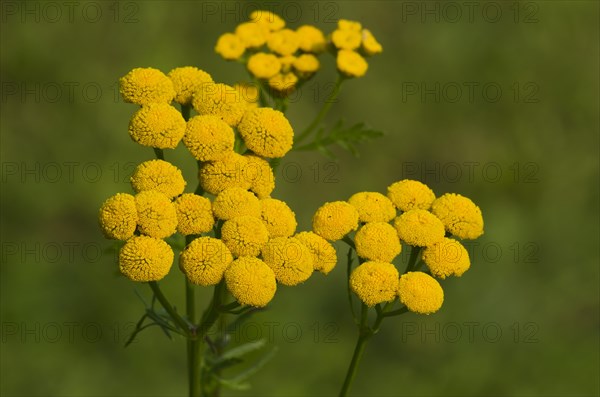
153,148,164,160
185,233,198,396
181,104,191,121
405,246,422,273
148,281,190,334
339,304,371,397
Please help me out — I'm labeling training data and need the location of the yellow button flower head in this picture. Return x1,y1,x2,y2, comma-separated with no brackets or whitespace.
168,67,213,105
128,103,186,149
135,191,178,239
262,237,313,286
312,201,359,241
293,54,320,77
237,108,294,158
337,50,368,78
350,261,399,307
213,187,261,220
119,67,175,105
348,191,396,223
295,231,337,275
99,193,138,240
250,10,285,32
235,21,269,48
244,154,275,199
338,19,362,32
260,198,297,238
362,29,383,56
130,159,186,199
183,115,235,162
393,209,445,247
221,216,269,257
387,179,435,212
268,73,298,95
199,152,251,195
296,25,326,53
174,193,214,235
422,237,470,279
215,33,246,60
179,237,233,286
430,193,484,240
355,222,402,263
225,257,277,307
331,29,362,51
247,53,282,79
234,83,260,108
279,55,296,73
119,236,173,282
398,272,444,314
192,83,247,127
267,29,300,56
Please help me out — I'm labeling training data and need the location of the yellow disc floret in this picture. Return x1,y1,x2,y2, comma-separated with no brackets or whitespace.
294,231,337,275
199,152,251,195
348,191,396,223
337,50,368,78
268,73,298,95
183,115,235,162
387,179,436,211
422,237,470,279
293,54,320,77
267,29,300,56
174,193,214,235
296,25,326,52
354,222,402,263
331,29,362,51
221,216,269,257
192,83,247,127
179,237,233,285
168,67,213,105
262,237,313,286
99,193,138,240
260,198,297,238
234,83,260,107
393,209,445,247
128,103,186,149
430,193,484,240
244,155,275,199
215,33,246,60
247,53,282,79
213,187,261,220
225,257,277,307
312,201,359,241
237,108,294,158
338,19,362,32
362,29,383,56
350,261,399,307
235,21,269,48
119,236,173,282
119,67,175,105
135,191,178,239
130,159,186,199
279,55,297,73
250,10,285,32
398,272,444,314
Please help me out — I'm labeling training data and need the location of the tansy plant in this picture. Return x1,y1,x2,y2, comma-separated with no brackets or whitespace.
99,10,484,397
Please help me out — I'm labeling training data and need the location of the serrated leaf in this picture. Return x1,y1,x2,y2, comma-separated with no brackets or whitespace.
296,120,384,157
213,376,251,391
228,346,278,383
217,339,267,363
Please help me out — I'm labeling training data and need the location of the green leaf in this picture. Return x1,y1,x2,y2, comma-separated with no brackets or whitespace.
217,339,267,363
228,346,278,383
296,120,384,157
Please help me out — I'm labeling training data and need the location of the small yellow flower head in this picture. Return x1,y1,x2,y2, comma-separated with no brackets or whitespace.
179,237,233,286
331,29,362,51
398,272,444,315
387,179,436,212
362,29,383,56
119,67,175,105
99,193,138,240
168,67,213,105
215,33,246,60
422,237,470,279
119,236,173,282
430,193,484,240
235,21,269,48
338,19,362,31
279,55,297,73
350,261,399,307
262,237,313,286
237,108,294,158
267,29,300,56
135,191,178,239
260,198,297,238
213,187,261,220
293,54,320,77
393,209,445,247
199,152,251,195
225,257,277,307
244,154,275,199
174,193,214,235
296,25,326,53
336,50,368,78
294,231,337,275
128,103,186,149
184,115,235,162
247,53,282,79
130,159,186,199
192,83,247,127
268,72,298,95
348,191,396,223
355,222,402,263
234,83,260,107
250,10,285,32
312,201,359,241
221,216,269,257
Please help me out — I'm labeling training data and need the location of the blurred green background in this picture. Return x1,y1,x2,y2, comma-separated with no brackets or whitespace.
1,1,598,396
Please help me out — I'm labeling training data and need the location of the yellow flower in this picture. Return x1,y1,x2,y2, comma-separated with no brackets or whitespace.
192,83,247,127
430,193,484,240
179,237,233,285
99,193,137,240
279,55,297,73
422,237,470,279
244,154,275,199
183,115,235,161
213,187,261,220
225,257,277,307
221,216,269,257
312,201,359,241
250,10,285,31
338,19,362,31
128,103,186,149
296,25,326,53
262,237,313,286
393,209,445,247
260,198,297,238
398,272,444,314
168,66,213,105
355,222,402,263
331,29,362,51
233,82,260,107
267,29,300,56
119,236,173,282
215,33,246,60
174,193,214,235
247,53,282,79
135,191,178,239
350,261,399,307
362,29,382,56
295,231,337,275
348,191,396,223
268,72,298,95
293,54,320,77
119,67,175,105
235,21,269,48
130,159,186,199
387,180,436,212
199,152,251,195
336,50,368,78
237,108,294,158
